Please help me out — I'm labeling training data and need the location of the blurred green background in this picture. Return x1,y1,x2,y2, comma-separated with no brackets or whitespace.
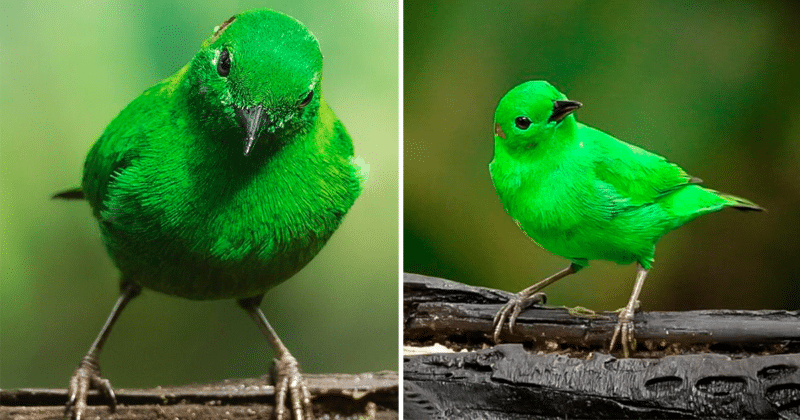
1,1,398,389
405,1,800,312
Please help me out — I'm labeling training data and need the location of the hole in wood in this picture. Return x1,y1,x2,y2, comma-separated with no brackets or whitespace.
765,384,800,408
644,376,683,395
758,364,798,381
695,376,747,396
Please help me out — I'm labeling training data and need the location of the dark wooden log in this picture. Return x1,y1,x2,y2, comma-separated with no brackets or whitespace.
405,344,800,419
403,273,800,419
1,371,398,420
404,273,800,354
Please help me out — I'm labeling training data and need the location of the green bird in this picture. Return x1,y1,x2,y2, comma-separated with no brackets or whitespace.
54,9,363,420
489,81,763,357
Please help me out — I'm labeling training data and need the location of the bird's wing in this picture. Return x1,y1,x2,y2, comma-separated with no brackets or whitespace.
81,115,143,220
80,81,171,219
592,134,700,208
54,132,134,207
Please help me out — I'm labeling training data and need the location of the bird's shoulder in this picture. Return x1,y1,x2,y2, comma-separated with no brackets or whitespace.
81,77,182,216
313,100,364,190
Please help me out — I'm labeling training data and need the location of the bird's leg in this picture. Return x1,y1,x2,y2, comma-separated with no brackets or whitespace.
609,264,649,357
238,295,313,420
65,281,141,420
492,264,577,343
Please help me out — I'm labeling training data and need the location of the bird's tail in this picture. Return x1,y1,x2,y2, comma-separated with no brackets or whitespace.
660,185,764,228
717,192,766,212
52,187,84,200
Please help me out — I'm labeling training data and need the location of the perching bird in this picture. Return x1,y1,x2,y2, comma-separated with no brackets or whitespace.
489,81,763,357
54,9,363,420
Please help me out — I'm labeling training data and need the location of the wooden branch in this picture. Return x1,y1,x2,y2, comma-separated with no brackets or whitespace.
404,273,800,354
403,273,800,419
1,371,398,420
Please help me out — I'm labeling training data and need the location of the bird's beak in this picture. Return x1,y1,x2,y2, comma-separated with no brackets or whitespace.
234,104,269,156
549,100,583,123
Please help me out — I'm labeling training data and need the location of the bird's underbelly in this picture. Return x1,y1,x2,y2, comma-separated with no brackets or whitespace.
102,202,342,300
526,225,642,266
516,209,660,267
498,168,666,267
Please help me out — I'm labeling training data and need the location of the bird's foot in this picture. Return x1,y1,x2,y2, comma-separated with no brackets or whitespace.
492,291,547,343
271,352,314,420
65,355,117,420
609,308,637,358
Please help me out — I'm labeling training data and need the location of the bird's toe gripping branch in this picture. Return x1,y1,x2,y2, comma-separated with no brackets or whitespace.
609,308,637,358
492,292,547,343
609,264,648,357
491,264,578,343
271,352,314,420
65,356,117,420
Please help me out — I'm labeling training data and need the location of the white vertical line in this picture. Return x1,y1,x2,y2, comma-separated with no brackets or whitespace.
397,0,405,418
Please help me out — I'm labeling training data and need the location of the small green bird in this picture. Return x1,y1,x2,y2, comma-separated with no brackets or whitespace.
489,81,763,357
54,10,363,420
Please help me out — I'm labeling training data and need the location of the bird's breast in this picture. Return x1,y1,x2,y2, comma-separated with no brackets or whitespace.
101,148,357,300
493,158,600,239
181,161,351,265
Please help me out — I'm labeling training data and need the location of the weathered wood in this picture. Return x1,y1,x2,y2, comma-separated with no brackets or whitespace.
405,344,800,419
1,371,398,420
404,273,800,419
404,273,800,354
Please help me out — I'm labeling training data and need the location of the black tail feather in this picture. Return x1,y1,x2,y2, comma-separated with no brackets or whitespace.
53,188,84,200
732,205,767,212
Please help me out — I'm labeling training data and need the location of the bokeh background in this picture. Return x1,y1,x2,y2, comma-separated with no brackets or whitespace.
1,1,398,389
405,1,800,312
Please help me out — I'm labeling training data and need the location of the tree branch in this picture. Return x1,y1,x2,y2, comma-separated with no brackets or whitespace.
403,273,800,419
1,371,398,420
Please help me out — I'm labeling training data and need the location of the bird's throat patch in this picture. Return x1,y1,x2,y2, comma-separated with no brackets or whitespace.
494,123,506,139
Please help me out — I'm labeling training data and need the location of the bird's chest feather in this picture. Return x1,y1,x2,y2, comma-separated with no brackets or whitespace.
491,155,606,254
104,144,356,270
494,160,582,227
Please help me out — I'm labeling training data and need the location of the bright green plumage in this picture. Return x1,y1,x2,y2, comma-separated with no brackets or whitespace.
80,10,361,299
57,10,362,419
490,81,760,270
489,81,762,356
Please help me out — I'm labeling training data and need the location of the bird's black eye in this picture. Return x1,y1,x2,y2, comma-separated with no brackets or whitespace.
298,91,313,108
217,48,231,77
515,116,531,130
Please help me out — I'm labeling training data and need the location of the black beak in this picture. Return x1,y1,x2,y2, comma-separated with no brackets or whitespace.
549,100,582,123
234,104,268,156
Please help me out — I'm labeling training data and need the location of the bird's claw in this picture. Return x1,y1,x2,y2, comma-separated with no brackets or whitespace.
491,291,546,343
609,308,636,357
65,356,117,420
271,353,313,420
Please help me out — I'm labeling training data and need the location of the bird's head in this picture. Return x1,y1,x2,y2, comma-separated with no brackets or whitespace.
187,9,322,156
493,81,581,151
